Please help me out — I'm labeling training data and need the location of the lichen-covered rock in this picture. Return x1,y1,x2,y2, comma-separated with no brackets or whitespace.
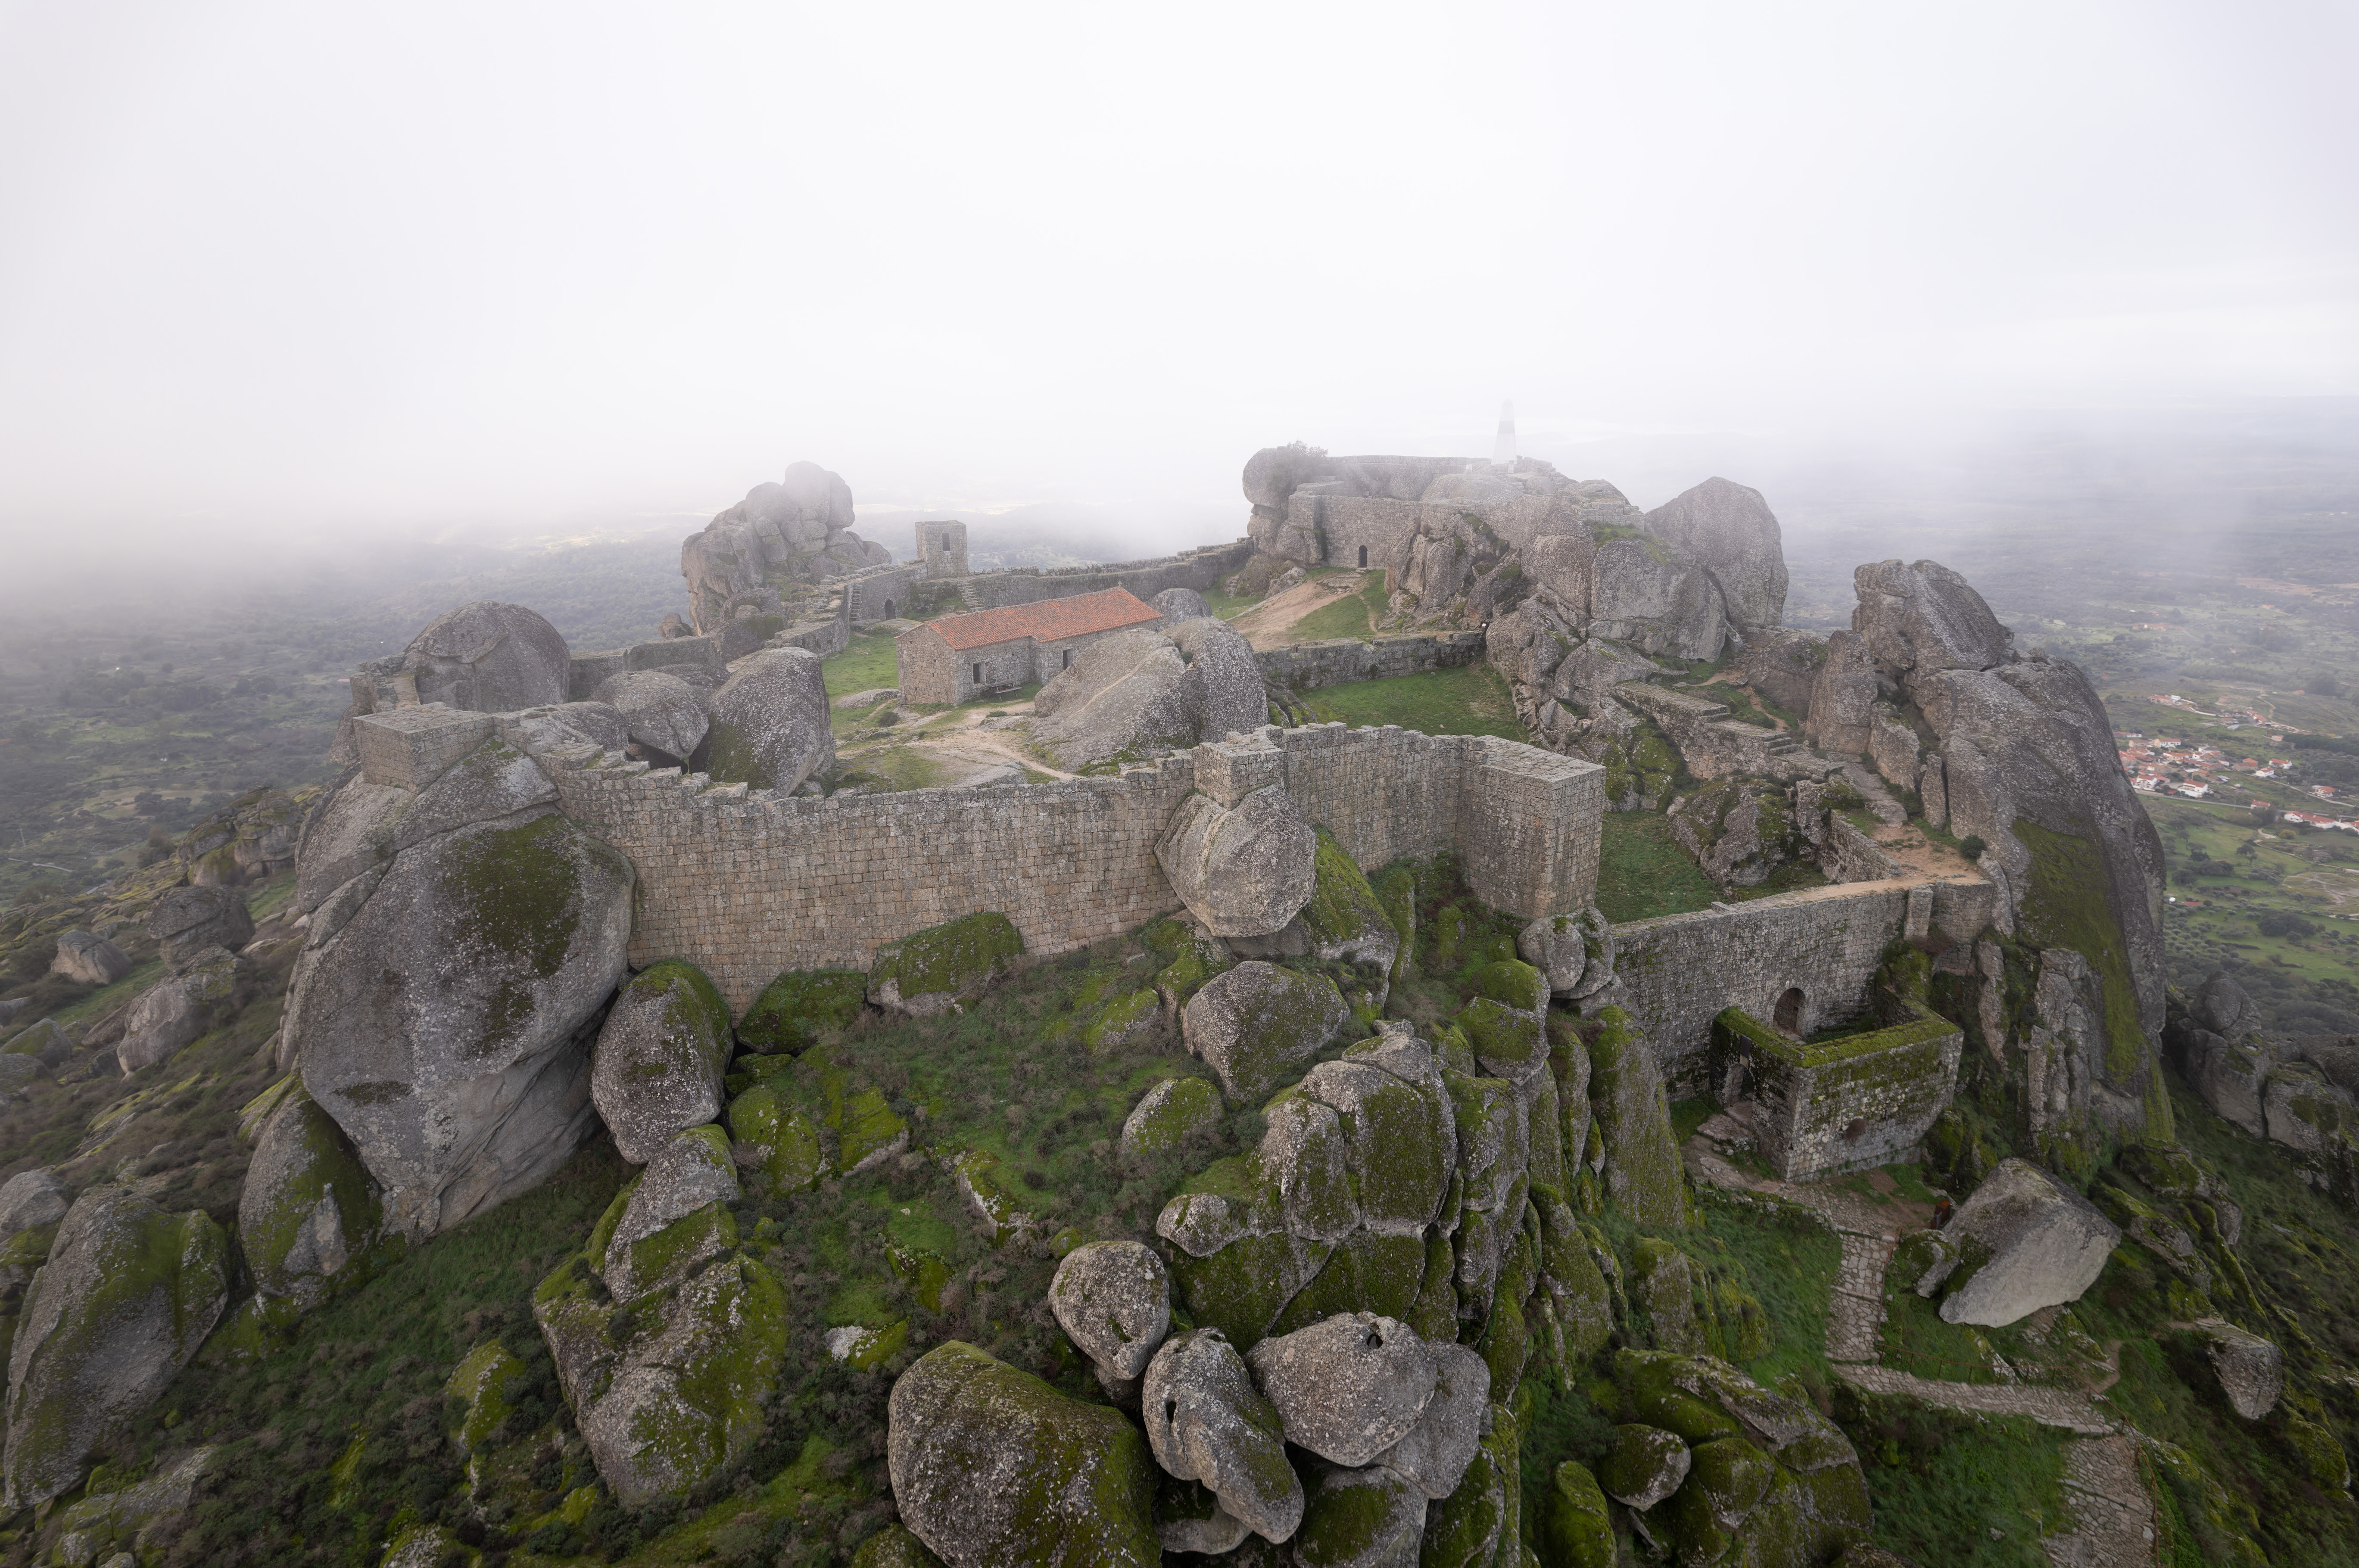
1631,1238,1705,1353
1587,1008,1688,1229
1597,1423,1690,1510
701,646,835,793
887,1340,1159,1568
1118,1076,1225,1156
1368,1340,1488,1500
2,1187,229,1508
49,931,130,986
533,1244,787,1505
1537,1459,1615,1568
239,1083,394,1320
1154,587,1212,625
398,600,573,713
601,1126,741,1302
1259,1095,1360,1243
1169,617,1269,742
737,967,867,1054
1156,784,1317,939
149,884,255,972
1181,961,1347,1104
1518,911,1614,999
1245,1311,1437,1468
294,774,413,914
1028,629,1194,770
1417,1398,1520,1568
728,1084,824,1192
1082,988,1160,1055
1292,1460,1427,1568
0,1170,66,1244
593,669,709,762
1851,560,2013,677
1671,778,1809,887
498,700,631,759
292,812,633,1237
1803,630,1879,755
2194,1320,2282,1420
591,960,733,1164
1938,1158,2120,1327
849,1526,948,1568
116,948,242,1073
1048,1241,1169,1390
1141,1327,1303,1544
867,912,1024,1017
1299,830,1400,977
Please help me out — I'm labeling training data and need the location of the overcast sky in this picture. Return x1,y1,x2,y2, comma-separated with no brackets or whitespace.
2,1,2353,564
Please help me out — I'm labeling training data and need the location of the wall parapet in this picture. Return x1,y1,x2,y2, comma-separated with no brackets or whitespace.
548,721,1603,1013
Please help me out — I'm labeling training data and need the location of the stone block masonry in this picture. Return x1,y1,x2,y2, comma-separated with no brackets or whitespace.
549,723,1605,1013
1255,632,1487,691
353,706,496,789
1711,1004,1964,1179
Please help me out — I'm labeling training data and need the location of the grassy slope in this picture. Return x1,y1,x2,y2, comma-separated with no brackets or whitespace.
1301,664,1524,740
1287,574,1391,644
1594,812,1719,923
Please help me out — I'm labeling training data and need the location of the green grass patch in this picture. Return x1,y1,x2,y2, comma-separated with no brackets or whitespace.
820,631,902,698
1834,1385,2069,1568
1594,812,1718,923
1288,574,1391,644
1302,663,1524,740
1729,859,1832,901
833,745,948,794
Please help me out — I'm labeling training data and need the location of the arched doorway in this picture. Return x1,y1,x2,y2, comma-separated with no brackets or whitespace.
1774,987,1805,1035
1357,544,1369,568
882,597,896,619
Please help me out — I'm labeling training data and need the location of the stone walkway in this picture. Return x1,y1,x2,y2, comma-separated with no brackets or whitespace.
1685,1123,2156,1565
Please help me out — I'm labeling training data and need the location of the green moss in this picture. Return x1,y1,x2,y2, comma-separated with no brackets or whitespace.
2013,818,2150,1084
1371,866,1418,984
1271,1231,1428,1335
736,968,868,1055
1458,995,1546,1070
1300,828,1399,960
869,911,1024,1009
699,719,770,788
1536,1459,1615,1568
623,1202,738,1298
727,1084,825,1191
444,1341,525,1455
1169,1229,1319,1349
1121,1075,1223,1155
242,1084,396,1308
1080,988,1159,1055
437,814,608,1051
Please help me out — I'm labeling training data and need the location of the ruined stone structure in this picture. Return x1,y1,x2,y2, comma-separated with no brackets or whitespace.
915,520,968,578
548,724,1605,1011
1711,1003,1967,1180
1252,630,1486,691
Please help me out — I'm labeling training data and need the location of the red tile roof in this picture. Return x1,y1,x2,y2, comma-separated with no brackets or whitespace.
911,587,1164,651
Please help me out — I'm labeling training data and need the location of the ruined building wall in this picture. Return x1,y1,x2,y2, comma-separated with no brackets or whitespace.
1284,495,1421,569
549,725,1604,1013
1255,632,1486,691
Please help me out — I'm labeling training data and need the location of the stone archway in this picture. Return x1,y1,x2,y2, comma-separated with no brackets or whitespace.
1774,986,1805,1036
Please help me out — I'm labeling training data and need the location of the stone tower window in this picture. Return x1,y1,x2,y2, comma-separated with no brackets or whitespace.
972,663,983,685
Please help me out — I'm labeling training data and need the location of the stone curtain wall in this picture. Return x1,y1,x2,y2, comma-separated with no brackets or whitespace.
846,565,927,623
1255,632,1486,691
548,723,1605,1012
1611,887,1913,1092
951,541,1256,612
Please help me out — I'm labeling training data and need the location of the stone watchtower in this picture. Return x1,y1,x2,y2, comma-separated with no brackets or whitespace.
915,520,969,579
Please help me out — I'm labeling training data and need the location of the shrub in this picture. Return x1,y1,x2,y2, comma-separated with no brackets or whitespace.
1957,835,1986,860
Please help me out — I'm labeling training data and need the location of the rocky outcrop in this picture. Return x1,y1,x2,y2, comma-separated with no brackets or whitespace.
47,931,129,986
150,885,253,972
590,960,733,1164
1518,909,1615,1002
701,647,834,794
2,1187,228,1508
0,1171,67,1244
1154,587,1211,625
1670,778,1811,887
116,946,240,1074
1586,1008,1687,1229
593,670,709,763
350,601,573,717
887,1341,1159,1568
600,1126,741,1302
1643,478,1787,632
679,461,888,631
1936,1158,2121,1326
292,806,633,1237
1803,630,1879,755
1027,619,1266,771
1156,785,1316,939
1119,1076,1225,1156
1247,1312,1438,1468
2193,1320,2282,1420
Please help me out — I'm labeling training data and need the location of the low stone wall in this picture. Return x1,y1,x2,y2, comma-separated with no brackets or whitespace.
1823,816,1906,884
944,541,1256,612
1255,632,1486,691
1615,683,1819,784
550,723,1605,1012
1711,1004,1964,1179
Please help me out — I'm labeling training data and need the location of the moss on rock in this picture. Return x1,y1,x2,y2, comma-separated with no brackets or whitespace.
1537,1459,1615,1568
1588,1007,1690,1229
868,912,1024,1017
736,968,868,1055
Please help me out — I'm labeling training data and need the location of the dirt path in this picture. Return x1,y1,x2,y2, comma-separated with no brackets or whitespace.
1683,1121,2156,1565
1230,570,1373,650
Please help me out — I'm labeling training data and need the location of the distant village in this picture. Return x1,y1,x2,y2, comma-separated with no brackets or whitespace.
2118,697,2356,831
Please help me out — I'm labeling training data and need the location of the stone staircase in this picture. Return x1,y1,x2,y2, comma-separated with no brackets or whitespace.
1614,681,1831,785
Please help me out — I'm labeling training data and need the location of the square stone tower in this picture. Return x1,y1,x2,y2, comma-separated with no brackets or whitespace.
915,520,969,579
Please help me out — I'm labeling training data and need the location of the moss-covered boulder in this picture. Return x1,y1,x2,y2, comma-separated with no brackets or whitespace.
1458,996,1548,1085
1293,1459,1428,1568
1152,926,1234,1012
533,1244,788,1506
1081,988,1160,1055
1536,1459,1614,1568
293,810,633,1237
849,1526,947,1567
1299,1055,1453,1234
591,960,733,1164
1141,1326,1303,1545
1587,1006,1689,1229
886,1341,1159,1568
1418,1398,1521,1568
600,1125,741,1302
1,1186,229,1508
1118,1076,1225,1156
1299,829,1401,979
238,1082,397,1325
1181,961,1349,1105
701,646,835,793
1597,1423,1690,1510
868,912,1024,1017
736,968,868,1055
727,1083,824,1191
1047,1241,1169,1392
1630,1238,1705,1354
